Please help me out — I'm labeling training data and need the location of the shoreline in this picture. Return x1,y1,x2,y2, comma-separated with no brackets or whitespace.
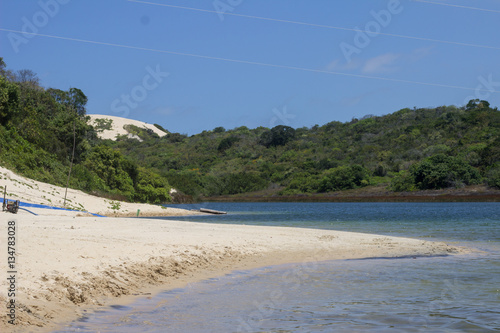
0,215,468,332
204,184,500,203
0,166,207,218
205,194,500,202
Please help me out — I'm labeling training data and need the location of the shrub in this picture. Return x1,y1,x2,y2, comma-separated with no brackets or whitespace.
486,164,500,189
260,125,296,147
410,154,481,190
93,118,113,133
221,172,268,195
154,123,169,134
319,165,371,192
82,146,135,199
389,171,415,192
164,132,187,143
164,171,205,197
283,172,320,194
213,126,226,133
134,167,171,203
202,172,268,196
217,136,240,153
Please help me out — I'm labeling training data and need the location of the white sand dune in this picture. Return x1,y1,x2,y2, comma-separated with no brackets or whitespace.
88,114,168,141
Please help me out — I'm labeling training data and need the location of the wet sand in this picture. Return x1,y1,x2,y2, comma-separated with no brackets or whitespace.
0,214,465,332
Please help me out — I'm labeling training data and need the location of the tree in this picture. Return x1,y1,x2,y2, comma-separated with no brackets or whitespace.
390,170,415,192
164,132,187,143
82,146,135,197
319,165,370,192
260,125,296,147
0,58,5,74
47,88,68,104
68,87,87,117
213,126,226,133
14,69,40,88
480,138,500,167
486,164,500,189
0,76,20,125
466,99,490,111
271,125,295,146
47,87,88,120
218,136,240,153
259,130,273,147
411,154,481,189
134,167,171,203
0,58,13,81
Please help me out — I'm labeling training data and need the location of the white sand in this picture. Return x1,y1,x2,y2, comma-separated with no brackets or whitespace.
88,114,168,141
0,166,193,217
0,215,465,332
0,167,468,332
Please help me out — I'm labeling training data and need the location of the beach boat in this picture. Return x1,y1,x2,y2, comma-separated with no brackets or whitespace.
199,208,227,215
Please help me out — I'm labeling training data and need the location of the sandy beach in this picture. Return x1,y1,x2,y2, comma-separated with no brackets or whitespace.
0,214,466,332
0,166,467,332
0,166,199,217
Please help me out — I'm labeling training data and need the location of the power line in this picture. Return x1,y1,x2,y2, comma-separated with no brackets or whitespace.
1,28,499,94
413,0,500,14
128,0,500,51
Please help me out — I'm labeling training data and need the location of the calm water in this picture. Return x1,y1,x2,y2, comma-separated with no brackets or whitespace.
56,203,500,332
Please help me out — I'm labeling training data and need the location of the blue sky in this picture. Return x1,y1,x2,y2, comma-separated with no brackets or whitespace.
1,0,499,134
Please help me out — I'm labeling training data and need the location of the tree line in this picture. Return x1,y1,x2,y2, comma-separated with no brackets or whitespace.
110,101,499,199
1,59,499,204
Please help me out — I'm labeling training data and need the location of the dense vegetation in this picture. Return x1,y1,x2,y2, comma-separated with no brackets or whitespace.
0,58,171,204
110,101,499,199
1,59,499,204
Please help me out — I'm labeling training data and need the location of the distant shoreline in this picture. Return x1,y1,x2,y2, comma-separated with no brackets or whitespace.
205,194,500,203
204,185,500,203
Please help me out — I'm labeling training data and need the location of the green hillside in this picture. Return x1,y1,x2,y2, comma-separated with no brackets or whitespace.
111,102,499,200
1,59,499,203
